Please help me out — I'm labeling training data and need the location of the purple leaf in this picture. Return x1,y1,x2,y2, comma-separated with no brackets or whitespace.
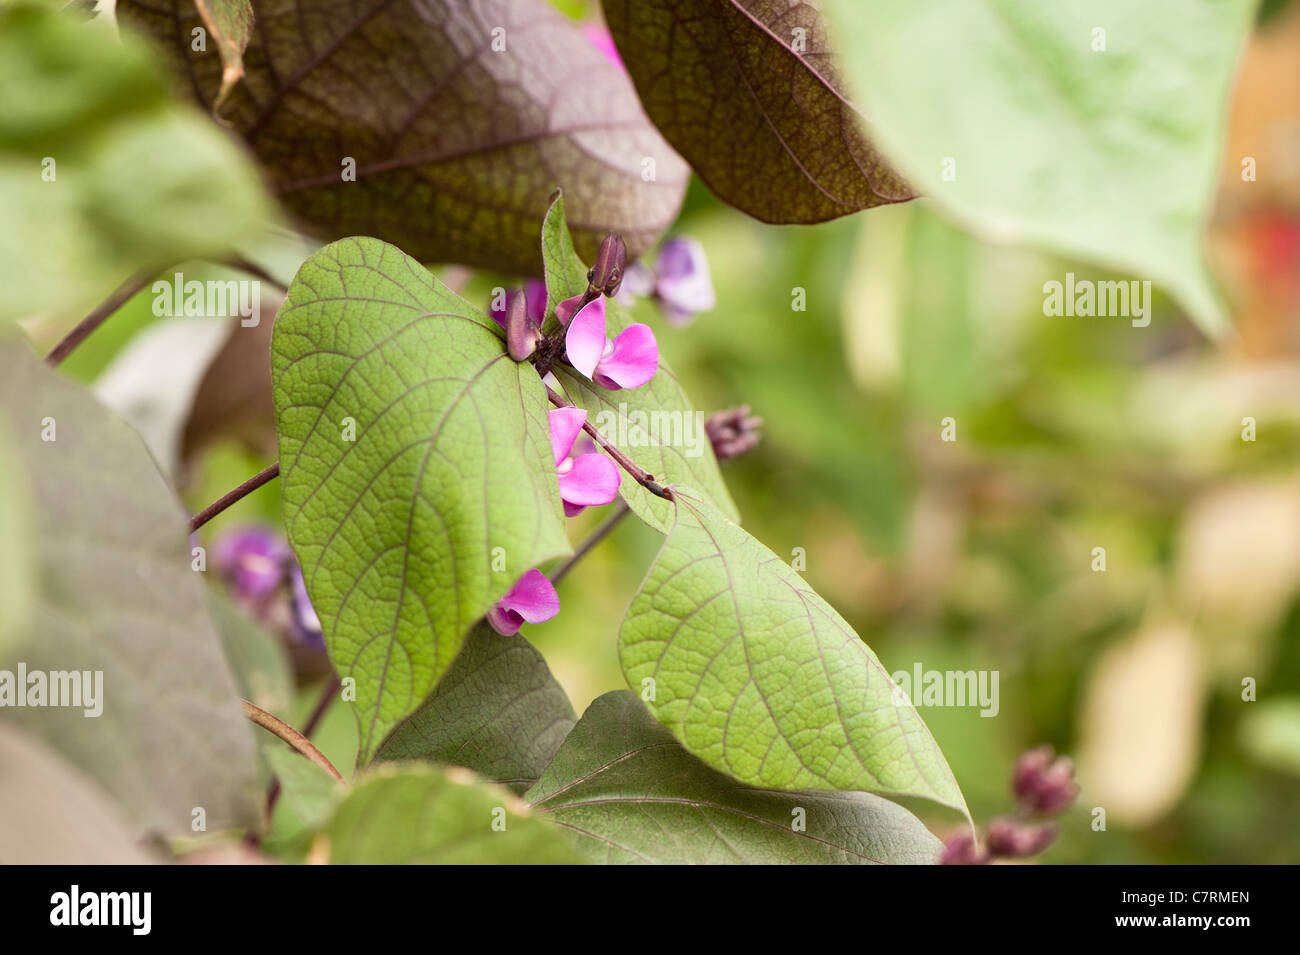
602,0,913,223
115,0,688,273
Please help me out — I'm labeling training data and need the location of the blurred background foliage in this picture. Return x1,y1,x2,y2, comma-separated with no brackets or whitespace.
16,0,1300,862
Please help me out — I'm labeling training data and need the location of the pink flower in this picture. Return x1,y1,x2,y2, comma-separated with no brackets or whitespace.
559,295,658,390
550,407,620,517
486,569,560,636
655,237,715,326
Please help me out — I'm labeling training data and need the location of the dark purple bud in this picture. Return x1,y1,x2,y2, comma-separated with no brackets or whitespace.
1013,745,1079,816
505,289,541,361
704,405,763,460
588,233,627,298
985,817,1057,858
939,831,989,865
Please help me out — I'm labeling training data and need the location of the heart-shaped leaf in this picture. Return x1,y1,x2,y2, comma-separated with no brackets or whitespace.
602,0,911,223
271,237,571,762
376,624,577,795
0,333,260,834
541,194,738,533
620,489,966,814
822,0,1256,336
116,0,689,275
324,763,585,864
526,691,943,864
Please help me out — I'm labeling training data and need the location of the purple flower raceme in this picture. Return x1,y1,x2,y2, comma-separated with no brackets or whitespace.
550,407,620,517
557,295,658,390
486,569,560,636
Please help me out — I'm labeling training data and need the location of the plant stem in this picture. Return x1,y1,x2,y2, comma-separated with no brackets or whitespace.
549,501,630,585
240,698,343,782
190,463,280,531
45,269,156,366
546,386,672,500
265,674,341,817
221,256,289,292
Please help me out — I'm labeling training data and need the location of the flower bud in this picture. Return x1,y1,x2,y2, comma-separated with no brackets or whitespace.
588,233,627,298
939,831,989,865
1012,745,1079,816
705,405,762,460
985,817,1057,858
505,289,540,361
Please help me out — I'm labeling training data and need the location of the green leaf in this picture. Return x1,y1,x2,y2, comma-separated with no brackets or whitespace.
116,0,688,275
271,237,571,763
0,332,260,833
541,195,739,533
0,2,271,323
822,0,1256,336
602,0,911,223
620,490,966,815
0,424,35,660
0,725,157,864
264,745,341,830
526,691,942,864
324,763,585,864
375,625,576,795
210,593,294,718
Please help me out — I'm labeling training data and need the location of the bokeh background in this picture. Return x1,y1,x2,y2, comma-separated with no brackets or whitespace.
24,0,1300,862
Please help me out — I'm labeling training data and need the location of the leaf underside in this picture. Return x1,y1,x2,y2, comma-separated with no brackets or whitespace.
271,236,571,762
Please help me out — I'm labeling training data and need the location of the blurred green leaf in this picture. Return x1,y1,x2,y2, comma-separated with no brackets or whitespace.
264,745,341,830
0,2,270,322
1240,698,1300,778
272,237,571,762
527,691,943,863
823,0,1256,335
0,331,261,834
325,763,585,864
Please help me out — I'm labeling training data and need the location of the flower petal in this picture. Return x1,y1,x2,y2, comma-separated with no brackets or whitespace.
486,605,524,636
594,323,658,389
557,451,621,507
555,294,585,327
498,569,560,624
524,279,548,324
656,237,715,315
564,296,608,379
548,407,587,466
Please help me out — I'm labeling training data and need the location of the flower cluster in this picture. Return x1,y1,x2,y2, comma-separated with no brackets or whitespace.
941,745,1079,865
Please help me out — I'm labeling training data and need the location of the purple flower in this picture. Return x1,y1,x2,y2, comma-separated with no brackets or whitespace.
560,295,658,390
487,569,560,636
489,279,547,330
550,407,620,517
213,526,289,600
654,237,715,326
288,564,325,651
